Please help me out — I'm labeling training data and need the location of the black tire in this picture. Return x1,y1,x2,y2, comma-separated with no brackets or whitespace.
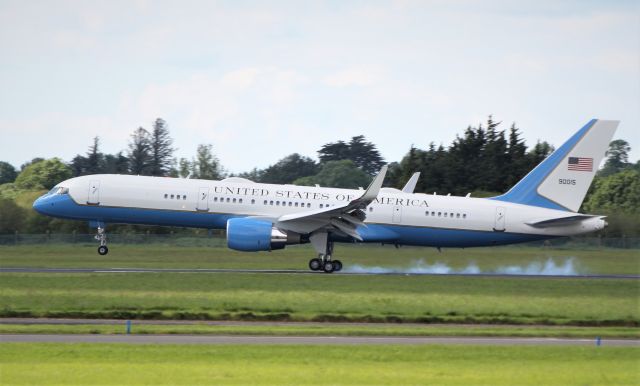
309,258,322,271
98,245,109,255
333,260,343,272
323,261,335,273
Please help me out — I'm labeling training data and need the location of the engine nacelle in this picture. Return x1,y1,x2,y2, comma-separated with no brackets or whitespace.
226,218,302,251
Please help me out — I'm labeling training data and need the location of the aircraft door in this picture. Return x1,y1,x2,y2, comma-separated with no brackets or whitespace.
87,180,100,205
494,206,506,232
392,205,402,224
196,187,209,211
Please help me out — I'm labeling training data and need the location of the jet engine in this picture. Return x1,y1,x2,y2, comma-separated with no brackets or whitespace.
226,218,303,251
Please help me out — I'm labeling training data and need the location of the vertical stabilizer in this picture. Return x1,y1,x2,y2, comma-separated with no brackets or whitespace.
493,119,618,212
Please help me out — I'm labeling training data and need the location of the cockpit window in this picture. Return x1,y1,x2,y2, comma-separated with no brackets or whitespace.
49,186,69,195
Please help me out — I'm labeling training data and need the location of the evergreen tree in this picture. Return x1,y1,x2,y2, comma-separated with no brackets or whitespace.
318,136,384,175
481,116,509,192
128,127,152,175
103,152,130,174
347,135,385,174
318,141,350,163
600,139,631,177
178,158,191,178
237,167,263,182
85,136,105,174
0,162,17,184
148,118,175,176
506,124,528,187
192,144,223,180
527,141,554,168
259,153,318,184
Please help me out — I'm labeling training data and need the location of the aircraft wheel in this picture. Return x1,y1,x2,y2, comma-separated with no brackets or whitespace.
323,261,335,273
333,260,343,272
309,258,322,271
98,245,109,255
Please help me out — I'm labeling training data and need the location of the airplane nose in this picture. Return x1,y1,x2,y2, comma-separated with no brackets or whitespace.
32,195,50,215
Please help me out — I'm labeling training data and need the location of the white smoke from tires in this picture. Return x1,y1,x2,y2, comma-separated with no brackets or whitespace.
344,257,579,275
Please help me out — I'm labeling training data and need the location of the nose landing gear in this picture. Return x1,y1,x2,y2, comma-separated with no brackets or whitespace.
95,226,108,255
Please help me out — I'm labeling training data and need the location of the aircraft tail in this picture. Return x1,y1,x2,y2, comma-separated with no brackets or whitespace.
493,119,619,212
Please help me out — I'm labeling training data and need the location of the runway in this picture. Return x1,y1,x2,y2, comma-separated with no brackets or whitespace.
2,334,638,346
2,267,638,279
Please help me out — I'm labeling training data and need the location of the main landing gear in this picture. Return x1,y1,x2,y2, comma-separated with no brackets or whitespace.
95,226,108,255
308,232,342,273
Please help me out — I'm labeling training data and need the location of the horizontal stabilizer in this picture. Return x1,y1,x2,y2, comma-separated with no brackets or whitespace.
525,214,598,227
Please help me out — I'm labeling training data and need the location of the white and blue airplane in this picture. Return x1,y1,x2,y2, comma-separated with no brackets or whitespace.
34,119,618,273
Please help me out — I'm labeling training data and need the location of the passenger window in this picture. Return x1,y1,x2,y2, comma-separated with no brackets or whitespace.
170,194,174,199
270,200,274,205
295,203,299,207
251,199,255,204
307,203,311,208
263,200,267,205
226,198,230,203
444,213,448,217
456,213,460,218
438,212,441,217
233,198,237,203
319,204,323,208
164,194,168,199
431,211,435,216
463,214,467,219
288,202,292,207
183,196,186,200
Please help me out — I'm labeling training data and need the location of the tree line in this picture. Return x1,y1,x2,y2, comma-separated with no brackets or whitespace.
0,116,638,236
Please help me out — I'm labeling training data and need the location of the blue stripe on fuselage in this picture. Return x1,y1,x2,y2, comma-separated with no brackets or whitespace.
358,224,550,247
34,193,551,248
33,193,238,229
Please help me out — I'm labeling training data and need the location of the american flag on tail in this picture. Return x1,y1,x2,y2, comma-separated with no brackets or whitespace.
567,157,593,172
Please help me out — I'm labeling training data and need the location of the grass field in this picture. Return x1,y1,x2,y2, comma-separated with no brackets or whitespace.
1,244,638,328
1,243,639,275
1,322,638,338
1,272,638,326
1,343,638,385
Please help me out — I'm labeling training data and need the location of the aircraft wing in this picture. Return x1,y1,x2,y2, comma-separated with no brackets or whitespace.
525,214,599,227
275,166,388,239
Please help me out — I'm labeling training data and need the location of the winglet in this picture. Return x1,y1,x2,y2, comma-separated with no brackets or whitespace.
401,172,420,193
360,165,387,201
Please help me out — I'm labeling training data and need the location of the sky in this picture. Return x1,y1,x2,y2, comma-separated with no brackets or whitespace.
1,0,638,173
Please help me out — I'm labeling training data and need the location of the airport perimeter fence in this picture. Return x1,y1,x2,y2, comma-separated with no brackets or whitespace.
0,232,638,249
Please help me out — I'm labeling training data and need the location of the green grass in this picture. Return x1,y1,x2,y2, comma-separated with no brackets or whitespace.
1,322,638,338
1,243,639,274
1,272,638,326
1,343,638,385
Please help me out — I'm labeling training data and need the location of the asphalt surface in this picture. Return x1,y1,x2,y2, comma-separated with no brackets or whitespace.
2,267,638,279
2,334,638,346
